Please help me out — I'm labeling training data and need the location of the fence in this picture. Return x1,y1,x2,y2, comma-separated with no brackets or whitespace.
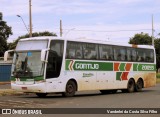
0,57,12,82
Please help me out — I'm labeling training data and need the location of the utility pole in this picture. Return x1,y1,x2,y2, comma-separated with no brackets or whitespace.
29,0,32,37
152,14,154,46
60,20,63,37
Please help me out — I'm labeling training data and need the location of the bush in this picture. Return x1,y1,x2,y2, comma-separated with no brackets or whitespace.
156,73,160,78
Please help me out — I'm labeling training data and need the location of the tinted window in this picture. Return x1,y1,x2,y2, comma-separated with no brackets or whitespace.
127,48,137,61
145,49,154,62
50,40,64,57
137,49,145,62
66,42,83,59
99,45,113,60
114,46,126,61
46,40,64,79
83,43,98,60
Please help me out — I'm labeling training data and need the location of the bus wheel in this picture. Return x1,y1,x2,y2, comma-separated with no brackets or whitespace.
62,80,76,97
135,79,143,92
36,93,48,98
127,79,135,93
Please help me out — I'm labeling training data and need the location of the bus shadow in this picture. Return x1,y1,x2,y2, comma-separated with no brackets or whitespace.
19,89,157,99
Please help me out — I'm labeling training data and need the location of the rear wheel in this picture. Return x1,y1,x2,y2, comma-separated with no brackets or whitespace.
135,79,143,92
62,80,76,97
127,79,135,93
36,93,48,98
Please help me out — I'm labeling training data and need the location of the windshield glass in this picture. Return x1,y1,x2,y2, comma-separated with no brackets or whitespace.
13,51,44,78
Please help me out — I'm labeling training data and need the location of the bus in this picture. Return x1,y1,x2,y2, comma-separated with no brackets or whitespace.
4,36,156,97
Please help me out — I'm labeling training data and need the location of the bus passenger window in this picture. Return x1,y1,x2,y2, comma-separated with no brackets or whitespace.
99,45,113,60
75,50,82,59
145,49,154,62
68,49,75,58
83,43,98,60
66,41,83,59
127,49,132,61
114,46,126,61
137,49,145,62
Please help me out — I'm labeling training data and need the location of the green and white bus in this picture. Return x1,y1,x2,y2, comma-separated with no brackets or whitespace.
4,36,156,97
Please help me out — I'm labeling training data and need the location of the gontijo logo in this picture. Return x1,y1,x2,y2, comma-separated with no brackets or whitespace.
75,63,99,70
66,60,113,71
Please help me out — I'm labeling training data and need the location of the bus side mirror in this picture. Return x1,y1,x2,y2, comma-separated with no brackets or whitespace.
4,50,14,62
41,49,49,62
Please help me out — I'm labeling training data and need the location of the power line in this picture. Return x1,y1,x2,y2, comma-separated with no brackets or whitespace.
54,28,152,33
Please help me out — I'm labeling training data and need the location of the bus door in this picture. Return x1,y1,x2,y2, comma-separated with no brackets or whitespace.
46,50,61,79
46,40,64,92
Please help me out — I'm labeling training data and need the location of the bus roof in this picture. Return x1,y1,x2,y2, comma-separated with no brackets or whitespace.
19,36,154,49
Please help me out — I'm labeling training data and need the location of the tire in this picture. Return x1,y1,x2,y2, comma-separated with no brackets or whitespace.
127,79,135,93
62,80,76,97
135,79,143,92
36,93,48,98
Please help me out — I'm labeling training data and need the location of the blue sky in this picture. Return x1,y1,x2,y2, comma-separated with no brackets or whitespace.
1,0,160,43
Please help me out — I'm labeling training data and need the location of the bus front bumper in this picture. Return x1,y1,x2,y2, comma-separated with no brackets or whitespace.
11,82,46,93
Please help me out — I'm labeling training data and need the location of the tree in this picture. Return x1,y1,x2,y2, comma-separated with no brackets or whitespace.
129,32,152,45
129,32,160,70
154,39,160,70
8,31,57,50
0,12,12,56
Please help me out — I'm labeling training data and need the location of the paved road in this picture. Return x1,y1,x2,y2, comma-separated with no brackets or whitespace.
0,84,160,108
0,84,160,117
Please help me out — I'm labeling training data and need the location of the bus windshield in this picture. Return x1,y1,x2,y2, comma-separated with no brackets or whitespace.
13,51,43,78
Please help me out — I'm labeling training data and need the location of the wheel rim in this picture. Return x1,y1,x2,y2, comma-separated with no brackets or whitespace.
67,84,74,94
128,79,135,92
128,80,134,89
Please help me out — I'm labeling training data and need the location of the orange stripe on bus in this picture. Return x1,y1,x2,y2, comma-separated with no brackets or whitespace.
125,63,132,71
121,72,129,80
114,63,120,71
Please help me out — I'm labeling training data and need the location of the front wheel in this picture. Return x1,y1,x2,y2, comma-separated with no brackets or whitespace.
62,80,76,97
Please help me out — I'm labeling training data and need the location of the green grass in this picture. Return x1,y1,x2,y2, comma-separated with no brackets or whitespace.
157,73,160,78
157,73,160,83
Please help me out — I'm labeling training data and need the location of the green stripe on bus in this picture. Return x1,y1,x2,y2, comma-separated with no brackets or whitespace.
116,72,122,81
137,64,156,71
119,63,125,71
11,76,44,81
133,64,156,71
133,64,138,71
66,60,113,71
65,60,156,71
